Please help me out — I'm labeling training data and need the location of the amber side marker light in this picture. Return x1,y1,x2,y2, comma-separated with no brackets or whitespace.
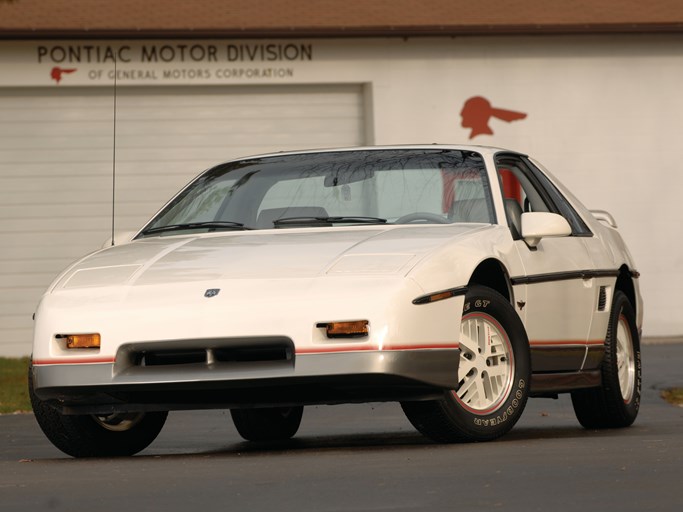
63,333,101,349
318,320,369,338
412,286,468,305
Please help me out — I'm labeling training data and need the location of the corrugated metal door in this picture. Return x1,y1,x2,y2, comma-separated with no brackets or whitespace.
0,84,366,356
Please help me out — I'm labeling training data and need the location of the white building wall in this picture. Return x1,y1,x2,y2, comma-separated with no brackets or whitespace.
1,34,682,355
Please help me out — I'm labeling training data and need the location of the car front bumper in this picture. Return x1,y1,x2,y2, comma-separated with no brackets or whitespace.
32,347,461,414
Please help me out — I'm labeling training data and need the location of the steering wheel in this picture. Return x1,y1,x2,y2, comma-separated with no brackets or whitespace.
395,212,450,224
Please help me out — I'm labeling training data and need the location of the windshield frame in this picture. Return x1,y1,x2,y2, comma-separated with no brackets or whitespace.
136,148,494,239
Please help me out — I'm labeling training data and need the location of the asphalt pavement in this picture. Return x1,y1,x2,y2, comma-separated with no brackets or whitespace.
1,341,681,511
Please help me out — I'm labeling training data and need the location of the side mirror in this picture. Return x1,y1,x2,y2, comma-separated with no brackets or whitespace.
521,212,572,248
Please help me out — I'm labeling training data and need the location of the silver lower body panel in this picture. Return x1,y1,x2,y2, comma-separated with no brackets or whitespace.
32,349,461,414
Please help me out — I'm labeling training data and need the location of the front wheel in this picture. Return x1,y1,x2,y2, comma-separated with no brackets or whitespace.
29,365,167,458
402,285,530,443
571,290,641,428
231,406,304,442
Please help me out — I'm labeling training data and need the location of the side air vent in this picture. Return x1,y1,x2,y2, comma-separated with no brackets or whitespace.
597,286,608,311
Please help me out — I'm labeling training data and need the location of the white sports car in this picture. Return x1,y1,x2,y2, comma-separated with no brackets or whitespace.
29,145,643,457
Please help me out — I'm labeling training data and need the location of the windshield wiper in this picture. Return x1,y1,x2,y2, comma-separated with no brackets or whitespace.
140,221,250,236
273,216,387,226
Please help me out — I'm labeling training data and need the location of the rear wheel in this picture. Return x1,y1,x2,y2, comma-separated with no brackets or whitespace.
231,406,304,442
29,365,167,458
402,285,530,442
571,290,641,428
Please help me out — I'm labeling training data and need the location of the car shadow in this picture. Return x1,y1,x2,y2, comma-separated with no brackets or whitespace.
148,423,630,459
25,422,644,463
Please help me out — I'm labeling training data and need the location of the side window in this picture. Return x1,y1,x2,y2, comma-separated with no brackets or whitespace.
495,156,592,238
496,158,552,239
523,158,592,236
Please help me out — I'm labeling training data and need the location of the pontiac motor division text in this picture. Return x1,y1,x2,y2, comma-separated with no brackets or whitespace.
37,44,313,64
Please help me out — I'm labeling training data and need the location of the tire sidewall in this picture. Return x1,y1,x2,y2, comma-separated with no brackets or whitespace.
605,291,642,423
443,285,530,440
29,363,167,457
231,406,304,442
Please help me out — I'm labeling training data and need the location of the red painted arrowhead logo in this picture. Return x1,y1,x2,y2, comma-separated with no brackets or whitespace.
50,66,77,84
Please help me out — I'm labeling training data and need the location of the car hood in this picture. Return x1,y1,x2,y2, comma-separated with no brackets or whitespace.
53,225,489,290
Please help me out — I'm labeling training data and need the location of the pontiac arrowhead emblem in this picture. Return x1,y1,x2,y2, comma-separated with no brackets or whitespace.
204,289,220,298
51,66,77,84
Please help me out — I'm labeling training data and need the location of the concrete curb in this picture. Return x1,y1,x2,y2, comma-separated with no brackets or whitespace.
642,336,683,345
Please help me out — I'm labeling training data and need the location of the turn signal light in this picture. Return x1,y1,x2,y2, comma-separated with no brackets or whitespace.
64,333,101,349
319,320,369,338
412,286,468,305
426,291,452,303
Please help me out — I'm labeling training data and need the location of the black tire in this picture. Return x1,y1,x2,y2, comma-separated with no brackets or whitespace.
29,364,167,458
402,285,530,443
571,290,641,429
231,406,304,442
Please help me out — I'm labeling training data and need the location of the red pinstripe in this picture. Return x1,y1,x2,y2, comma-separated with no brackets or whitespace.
32,344,461,364
530,339,604,347
296,343,460,355
32,357,116,366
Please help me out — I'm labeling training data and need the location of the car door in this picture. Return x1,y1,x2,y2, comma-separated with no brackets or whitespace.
496,155,599,373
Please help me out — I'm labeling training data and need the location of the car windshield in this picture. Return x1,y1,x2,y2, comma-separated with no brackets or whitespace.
138,149,493,237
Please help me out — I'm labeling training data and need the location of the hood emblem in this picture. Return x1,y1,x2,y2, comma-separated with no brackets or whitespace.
204,288,220,298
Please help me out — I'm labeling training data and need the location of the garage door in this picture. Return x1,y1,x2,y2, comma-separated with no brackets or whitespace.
0,84,367,356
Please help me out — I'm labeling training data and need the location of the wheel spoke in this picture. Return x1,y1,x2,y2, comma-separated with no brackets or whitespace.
616,315,635,402
457,372,478,399
459,322,480,355
458,357,476,378
458,313,514,412
485,361,509,380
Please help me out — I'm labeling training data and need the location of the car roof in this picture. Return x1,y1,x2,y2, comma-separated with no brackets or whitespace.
226,144,525,163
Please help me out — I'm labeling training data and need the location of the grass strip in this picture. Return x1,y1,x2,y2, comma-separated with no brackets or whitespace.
661,388,683,407
0,357,31,414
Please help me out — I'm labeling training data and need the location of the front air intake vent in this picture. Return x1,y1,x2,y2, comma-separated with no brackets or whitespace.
142,349,207,366
213,345,292,363
131,338,295,368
